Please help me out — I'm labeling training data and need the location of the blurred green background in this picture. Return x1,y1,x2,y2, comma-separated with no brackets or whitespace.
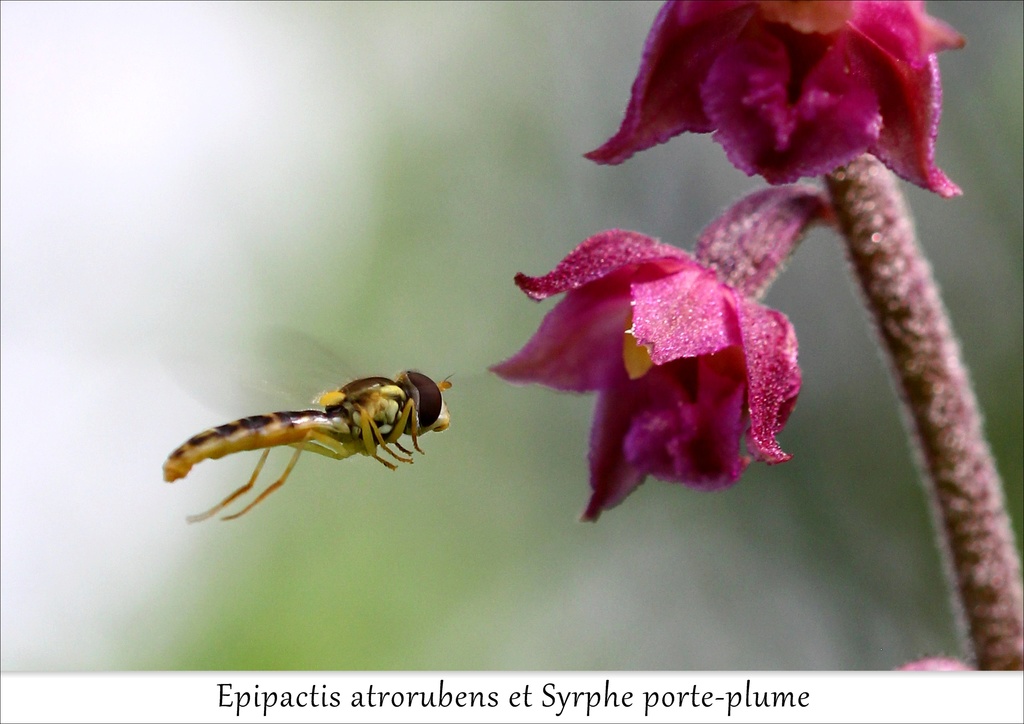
1,1,1020,670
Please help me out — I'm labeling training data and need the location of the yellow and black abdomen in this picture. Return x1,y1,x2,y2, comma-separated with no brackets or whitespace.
163,410,332,482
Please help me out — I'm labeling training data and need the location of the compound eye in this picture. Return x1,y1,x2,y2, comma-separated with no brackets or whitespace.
405,371,442,427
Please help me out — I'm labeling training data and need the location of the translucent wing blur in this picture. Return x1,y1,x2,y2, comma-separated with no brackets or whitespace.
161,326,357,414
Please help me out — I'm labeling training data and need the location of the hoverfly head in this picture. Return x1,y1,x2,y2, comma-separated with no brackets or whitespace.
399,371,451,433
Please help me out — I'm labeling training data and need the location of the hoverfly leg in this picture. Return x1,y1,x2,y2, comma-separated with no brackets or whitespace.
378,439,413,464
293,433,360,461
357,412,397,469
186,448,271,524
385,399,419,456
358,412,408,469
372,418,413,464
372,456,398,470
221,445,304,521
408,401,423,454
393,440,413,456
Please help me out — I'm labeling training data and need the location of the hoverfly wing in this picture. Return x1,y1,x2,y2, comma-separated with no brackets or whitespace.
161,326,356,415
254,326,359,405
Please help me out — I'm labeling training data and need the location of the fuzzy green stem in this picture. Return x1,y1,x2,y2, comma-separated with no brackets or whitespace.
825,155,1023,671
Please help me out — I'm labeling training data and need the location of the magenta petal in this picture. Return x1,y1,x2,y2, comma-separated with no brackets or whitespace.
490,282,630,392
849,1,964,68
845,0,962,196
585,1,754,165
583,381,647,521
493,230,697,390
695,185,833,299
513,229,689,301
852,43,961,197
734,297,800,463
630,266,739,363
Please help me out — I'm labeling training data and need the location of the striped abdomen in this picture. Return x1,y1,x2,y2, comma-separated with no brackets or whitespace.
163,410,333,482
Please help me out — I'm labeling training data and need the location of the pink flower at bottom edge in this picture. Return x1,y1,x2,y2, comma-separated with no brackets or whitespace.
897,656,972,671
491,230,800,520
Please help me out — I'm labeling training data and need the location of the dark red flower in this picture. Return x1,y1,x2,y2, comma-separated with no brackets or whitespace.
491,230,801,520
587,1,964,197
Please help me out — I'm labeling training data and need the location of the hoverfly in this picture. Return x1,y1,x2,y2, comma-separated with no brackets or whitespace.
163,371,451,522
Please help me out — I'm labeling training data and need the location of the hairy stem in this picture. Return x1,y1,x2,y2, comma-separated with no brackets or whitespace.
825,154,1023,671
